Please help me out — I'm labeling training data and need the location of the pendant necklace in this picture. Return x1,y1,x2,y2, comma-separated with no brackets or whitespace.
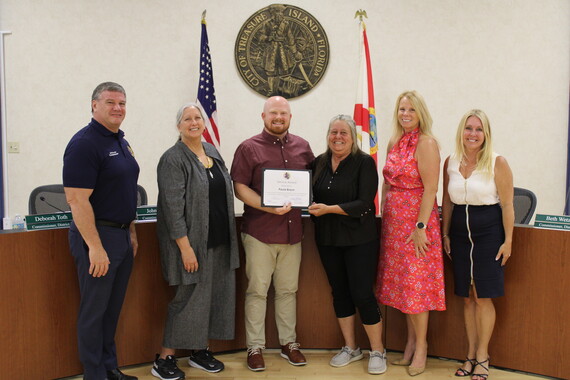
203,156,214,178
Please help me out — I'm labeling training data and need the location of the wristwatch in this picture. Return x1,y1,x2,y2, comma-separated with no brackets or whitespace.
416,222,426,230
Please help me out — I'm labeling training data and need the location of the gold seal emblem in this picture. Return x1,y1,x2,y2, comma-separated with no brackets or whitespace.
235,4,330,98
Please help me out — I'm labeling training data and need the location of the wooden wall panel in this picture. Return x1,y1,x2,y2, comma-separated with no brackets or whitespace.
384,226,570,378
0,230,81,376
0,222,567,379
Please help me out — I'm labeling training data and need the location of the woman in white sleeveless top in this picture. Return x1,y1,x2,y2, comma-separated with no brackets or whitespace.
441,109,514,380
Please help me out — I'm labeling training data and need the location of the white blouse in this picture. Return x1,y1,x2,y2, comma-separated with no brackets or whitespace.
447,153,500,205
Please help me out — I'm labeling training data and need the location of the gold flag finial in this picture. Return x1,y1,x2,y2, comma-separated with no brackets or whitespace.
201,10,207,25
354,9,367,22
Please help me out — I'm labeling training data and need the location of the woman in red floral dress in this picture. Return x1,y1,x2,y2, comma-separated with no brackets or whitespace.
376,91,446,376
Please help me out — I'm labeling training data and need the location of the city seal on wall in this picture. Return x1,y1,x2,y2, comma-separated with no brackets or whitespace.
235,4,330,99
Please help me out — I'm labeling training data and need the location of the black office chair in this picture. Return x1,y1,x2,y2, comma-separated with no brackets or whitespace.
28,184,69,215
28,184,148,214
513,187,537,224
565,185,570,215
136,184,148,206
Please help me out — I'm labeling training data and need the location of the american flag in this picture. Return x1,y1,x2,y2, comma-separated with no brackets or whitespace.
197,11,220,149
353,15,379,213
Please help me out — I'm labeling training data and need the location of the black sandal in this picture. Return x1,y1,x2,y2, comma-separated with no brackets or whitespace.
471,358,490,380
454,357,475,377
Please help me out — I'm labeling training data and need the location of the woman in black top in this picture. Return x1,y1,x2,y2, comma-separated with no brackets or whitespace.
308,115,385,375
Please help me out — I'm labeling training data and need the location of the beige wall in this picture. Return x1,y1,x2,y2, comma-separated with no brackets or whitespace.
0,0,568,218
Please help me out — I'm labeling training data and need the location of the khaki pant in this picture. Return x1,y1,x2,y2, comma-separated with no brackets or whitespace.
242,233,302,348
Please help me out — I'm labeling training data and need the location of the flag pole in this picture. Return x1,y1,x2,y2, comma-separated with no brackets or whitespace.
196,9,221,148
353,10,379,214
354,9,367,28
1,31,11,228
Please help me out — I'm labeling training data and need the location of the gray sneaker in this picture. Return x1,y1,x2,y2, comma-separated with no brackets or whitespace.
368,350,387,374
330,346,364,367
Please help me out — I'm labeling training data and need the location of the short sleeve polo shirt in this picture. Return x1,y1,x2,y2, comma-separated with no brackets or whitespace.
63,118,140,224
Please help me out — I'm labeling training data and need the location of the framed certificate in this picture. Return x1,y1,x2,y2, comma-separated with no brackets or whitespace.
261,168,312,208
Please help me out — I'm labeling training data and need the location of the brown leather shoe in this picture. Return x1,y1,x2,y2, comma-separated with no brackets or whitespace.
247,348,265,371
280,342,307,366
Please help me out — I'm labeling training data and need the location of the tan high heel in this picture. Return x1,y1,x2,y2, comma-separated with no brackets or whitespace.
408,365,425,376
391,357,412,366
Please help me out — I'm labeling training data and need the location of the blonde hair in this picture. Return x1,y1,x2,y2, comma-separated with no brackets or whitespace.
389,90,435,145
453,109,494,176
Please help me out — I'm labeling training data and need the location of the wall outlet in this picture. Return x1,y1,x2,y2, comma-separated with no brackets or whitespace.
2,217,12,229
8,141,19,153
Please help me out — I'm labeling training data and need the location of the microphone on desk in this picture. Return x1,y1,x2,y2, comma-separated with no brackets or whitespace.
39,196,67,213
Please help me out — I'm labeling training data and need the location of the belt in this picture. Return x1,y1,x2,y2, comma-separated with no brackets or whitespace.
96,219,130,229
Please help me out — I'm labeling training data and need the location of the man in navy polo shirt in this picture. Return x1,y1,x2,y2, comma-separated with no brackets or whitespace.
63,82,139,380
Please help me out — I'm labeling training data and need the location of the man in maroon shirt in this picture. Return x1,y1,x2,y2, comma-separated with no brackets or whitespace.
231,96,314,372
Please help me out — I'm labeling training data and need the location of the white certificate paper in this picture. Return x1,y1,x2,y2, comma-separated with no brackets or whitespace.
261,169,312,208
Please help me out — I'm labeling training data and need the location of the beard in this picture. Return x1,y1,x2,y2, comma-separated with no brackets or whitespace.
264,118,290,136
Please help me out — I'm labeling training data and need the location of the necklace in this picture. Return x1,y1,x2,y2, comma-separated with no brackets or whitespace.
460,156,476,167
202,156,214,178
201,156,213,168
186,142,214,178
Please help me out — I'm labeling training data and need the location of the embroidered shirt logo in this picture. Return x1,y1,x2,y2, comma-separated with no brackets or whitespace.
109,151,119,157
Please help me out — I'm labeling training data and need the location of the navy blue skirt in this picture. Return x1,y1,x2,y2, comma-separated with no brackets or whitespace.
450,204,505,298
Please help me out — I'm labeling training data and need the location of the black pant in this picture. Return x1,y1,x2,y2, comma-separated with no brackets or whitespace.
69,223,134,380
317,239,381,325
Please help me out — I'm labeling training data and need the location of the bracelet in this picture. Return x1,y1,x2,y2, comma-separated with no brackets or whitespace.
442,234,449,238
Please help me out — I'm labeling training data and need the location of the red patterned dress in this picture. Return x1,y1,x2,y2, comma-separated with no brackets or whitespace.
376,128,446,314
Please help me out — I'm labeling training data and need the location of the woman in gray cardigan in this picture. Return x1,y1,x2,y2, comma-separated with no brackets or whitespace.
152,103,239,380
